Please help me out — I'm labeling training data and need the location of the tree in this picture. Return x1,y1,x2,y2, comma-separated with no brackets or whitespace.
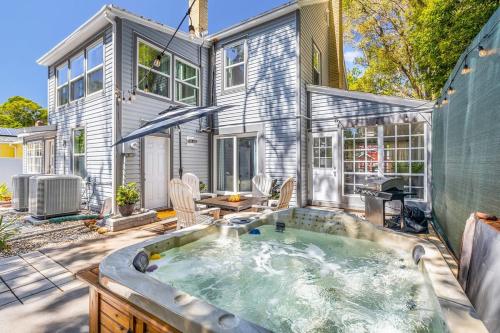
344,0,499,99
411,0,499,96
0,96,47,128
344,0,429,99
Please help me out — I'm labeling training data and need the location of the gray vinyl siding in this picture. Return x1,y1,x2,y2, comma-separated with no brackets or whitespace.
299,3,330,205
47,26,114,211
309,88,432,211
119,19,210,194
213,13,299,205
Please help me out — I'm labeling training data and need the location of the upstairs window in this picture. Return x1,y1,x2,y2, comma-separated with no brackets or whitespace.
57,64,69,106
56,39,103,107
72,128,86,178
223,41,246,89
70,53,85,101
175,59,199,105
87,42,104,95
137,39,171,98
312,43,321,85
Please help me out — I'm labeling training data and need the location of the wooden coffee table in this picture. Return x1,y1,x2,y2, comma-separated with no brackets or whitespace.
196,196,267,214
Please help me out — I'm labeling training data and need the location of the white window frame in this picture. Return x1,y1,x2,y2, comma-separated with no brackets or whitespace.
72,127,87,178
69,52,85,102
56,63,69,107
341,123,428,201
222,39,247,91
26,141,43,174
86,39,104,97
136,38,172,100
312,42,322,85
174,57,200,106
213,133,258,194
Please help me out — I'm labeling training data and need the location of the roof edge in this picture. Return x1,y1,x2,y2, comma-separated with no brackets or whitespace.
37,5,206,67
207,1,299,41
307,85,432,109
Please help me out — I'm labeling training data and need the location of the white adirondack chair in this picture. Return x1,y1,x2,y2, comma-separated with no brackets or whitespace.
252,177,294,212
182,173,217,200
250,174,273,197
169,178,220,230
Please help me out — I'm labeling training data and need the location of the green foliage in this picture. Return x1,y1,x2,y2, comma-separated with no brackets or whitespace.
0,183,11,201
410,0,499,96
0,215,17,250
199,181,208,193
0,96,47,128
345,0,499,99
116,183,140,206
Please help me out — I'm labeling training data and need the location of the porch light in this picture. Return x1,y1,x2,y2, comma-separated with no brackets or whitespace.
478,45,489,57
461,63,471,75
447,86,455,95
153,55,162,68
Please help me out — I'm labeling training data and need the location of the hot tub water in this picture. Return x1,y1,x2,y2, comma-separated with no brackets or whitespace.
147,225,444,333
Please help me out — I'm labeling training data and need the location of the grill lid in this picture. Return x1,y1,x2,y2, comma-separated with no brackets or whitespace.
363,176,405,192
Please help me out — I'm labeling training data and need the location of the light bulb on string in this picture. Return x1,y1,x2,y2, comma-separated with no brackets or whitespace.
461,63,471,75
478,45,489,57
153,54,162,68
447,86,455,95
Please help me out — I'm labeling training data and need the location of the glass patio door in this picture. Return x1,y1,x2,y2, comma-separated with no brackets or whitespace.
216,136,257,193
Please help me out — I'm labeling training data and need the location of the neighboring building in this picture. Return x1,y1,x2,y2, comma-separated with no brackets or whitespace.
33,0,432,212
0,128,23,189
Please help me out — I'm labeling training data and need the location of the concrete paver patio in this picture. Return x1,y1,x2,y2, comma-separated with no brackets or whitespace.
0,221,173,332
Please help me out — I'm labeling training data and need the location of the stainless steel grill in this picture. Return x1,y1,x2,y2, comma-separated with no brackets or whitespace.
356,177,414,228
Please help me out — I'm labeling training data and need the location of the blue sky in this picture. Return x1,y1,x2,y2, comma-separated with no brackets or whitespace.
0,0,358,108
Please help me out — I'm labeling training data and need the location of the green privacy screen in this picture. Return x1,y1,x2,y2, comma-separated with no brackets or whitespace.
432,8,500,256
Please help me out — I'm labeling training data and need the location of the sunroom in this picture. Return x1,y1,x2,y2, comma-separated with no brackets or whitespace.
307,86,434,211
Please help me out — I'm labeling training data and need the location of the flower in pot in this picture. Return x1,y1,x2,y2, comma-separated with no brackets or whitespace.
116,183,140,217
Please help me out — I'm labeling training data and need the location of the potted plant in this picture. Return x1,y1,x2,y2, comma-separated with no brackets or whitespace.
116,183,140,217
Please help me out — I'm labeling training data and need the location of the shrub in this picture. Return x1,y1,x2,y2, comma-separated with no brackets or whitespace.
0,215,17,250
116,183,140,207
0,183,11,201
199,181,208,193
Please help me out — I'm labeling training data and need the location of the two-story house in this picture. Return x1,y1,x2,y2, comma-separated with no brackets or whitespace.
31,0,345,211
31,0,432,213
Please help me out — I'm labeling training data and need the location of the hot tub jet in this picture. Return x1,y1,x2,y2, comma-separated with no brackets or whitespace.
276,222,286,232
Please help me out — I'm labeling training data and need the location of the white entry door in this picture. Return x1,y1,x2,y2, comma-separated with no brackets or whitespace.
311,132,340,203
144,136,169,209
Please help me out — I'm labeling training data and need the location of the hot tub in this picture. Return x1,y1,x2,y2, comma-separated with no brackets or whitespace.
99,208,487,333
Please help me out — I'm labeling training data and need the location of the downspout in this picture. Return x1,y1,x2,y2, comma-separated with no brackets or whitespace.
178,126,183,177
104,11,118,214
208,41,216,192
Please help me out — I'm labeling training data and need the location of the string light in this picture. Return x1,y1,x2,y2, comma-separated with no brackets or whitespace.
137,0,197,90
153,55,162,68
442,97,449,105
447,86,456,95
461,62,471,75
478,45,489,57
144,83,149,93
189,24,196,39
